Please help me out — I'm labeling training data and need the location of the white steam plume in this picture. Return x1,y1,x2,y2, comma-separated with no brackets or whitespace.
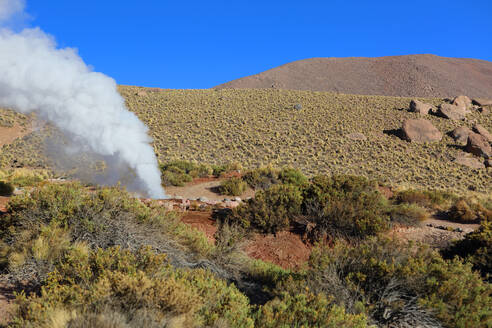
0,1,166,198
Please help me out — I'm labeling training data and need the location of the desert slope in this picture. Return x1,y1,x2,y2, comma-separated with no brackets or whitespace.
215,54,492,98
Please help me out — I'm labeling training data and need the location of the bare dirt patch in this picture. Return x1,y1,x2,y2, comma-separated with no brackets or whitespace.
388,218,479,249
165,179,254,201
181,211,217,243
0,282,16,327
0,124,31,148
243,231,311,270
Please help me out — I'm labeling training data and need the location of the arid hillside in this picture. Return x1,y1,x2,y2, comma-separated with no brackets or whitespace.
216,54,492,98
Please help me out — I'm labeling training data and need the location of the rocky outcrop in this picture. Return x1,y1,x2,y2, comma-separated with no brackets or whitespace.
401,119,442,143
450,126,473,145
452,95,472,110
472,124,492,143
437,103,468,120
465,133,492,158
453,156,485,169
409,99,433,115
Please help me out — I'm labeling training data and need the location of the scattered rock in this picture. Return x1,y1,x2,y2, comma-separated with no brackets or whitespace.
294,103,302,110
472,98,492,106
453,156,485,169
478,107,490,114
437,103,467,120
452,95,472,109
409,99,433,115
472,124,492,143
485,159,492,168
401,119,442,143
465,133,492,158
450,126,472,145
346,132,367,141
198,196,209,202
234,197,242,202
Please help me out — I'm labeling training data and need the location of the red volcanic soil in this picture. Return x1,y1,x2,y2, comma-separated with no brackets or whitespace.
215,54,492,98
244,231,311,270
181,211,217,243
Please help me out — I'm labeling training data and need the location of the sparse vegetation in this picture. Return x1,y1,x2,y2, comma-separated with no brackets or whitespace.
2,87,491,193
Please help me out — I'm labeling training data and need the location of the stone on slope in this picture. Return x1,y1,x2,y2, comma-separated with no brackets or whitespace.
346,132,367,141
437,103,467,120
409,99,433,115
472,124,492,143
452,95,472,109
401,119,442,143
453,156,485,169
478,107,490,114
450,126,472,145
465,133,492,158
472,98,492,106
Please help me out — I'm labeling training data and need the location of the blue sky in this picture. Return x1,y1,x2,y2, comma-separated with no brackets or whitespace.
26,0,492,89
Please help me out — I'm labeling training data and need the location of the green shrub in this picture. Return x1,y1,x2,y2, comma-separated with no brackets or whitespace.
388,203,429,226
159,160,214,186
255,292,368,328
219,177,247,196
278,167,308,187
242,166,308,190
448,198,492,223
11,246,254,328
0,182,214,283
242,166,281,190
395,189,458,209
0,180,14,196
302,175,389,240
443,221,492,280
226,184,303,234
303,237,492,328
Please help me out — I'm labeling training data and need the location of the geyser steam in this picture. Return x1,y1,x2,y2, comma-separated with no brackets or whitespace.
0,0,166,198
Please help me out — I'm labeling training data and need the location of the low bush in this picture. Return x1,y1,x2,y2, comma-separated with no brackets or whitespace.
302,175,389,240
0,180,14,196
225,184,303,234
242,166,308,190
282,237,492,327
447,198,492,223
394,189,457,210
242,166,280,190
219,177,247,196
10,247,254,328
255,291,368,328
388,203,429,226
159,160,214,186
443,221,492,280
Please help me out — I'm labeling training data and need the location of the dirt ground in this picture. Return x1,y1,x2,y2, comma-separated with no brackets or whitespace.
165,179,254,201
0,282,15,327
244,231,311,270
388,217,479,249
181,211,217,243
0,124,31,148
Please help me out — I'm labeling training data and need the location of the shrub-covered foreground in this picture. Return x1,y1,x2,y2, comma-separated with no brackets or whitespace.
1,179,491,327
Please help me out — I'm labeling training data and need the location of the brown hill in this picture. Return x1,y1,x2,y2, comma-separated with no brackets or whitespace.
215,54,492,98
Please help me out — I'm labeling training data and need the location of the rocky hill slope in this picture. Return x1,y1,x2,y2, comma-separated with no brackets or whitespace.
216,54,492,98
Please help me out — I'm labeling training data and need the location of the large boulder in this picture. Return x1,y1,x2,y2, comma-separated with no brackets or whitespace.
472,98,492,106
401,119,442,143
437,103,468,120
450,126,472,145
472,124,492,143
465,133,492,158
452,95,472,110
453,156,485,169
409,99,433,115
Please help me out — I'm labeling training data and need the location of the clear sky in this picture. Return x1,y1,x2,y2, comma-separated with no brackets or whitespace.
25,0,492,89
